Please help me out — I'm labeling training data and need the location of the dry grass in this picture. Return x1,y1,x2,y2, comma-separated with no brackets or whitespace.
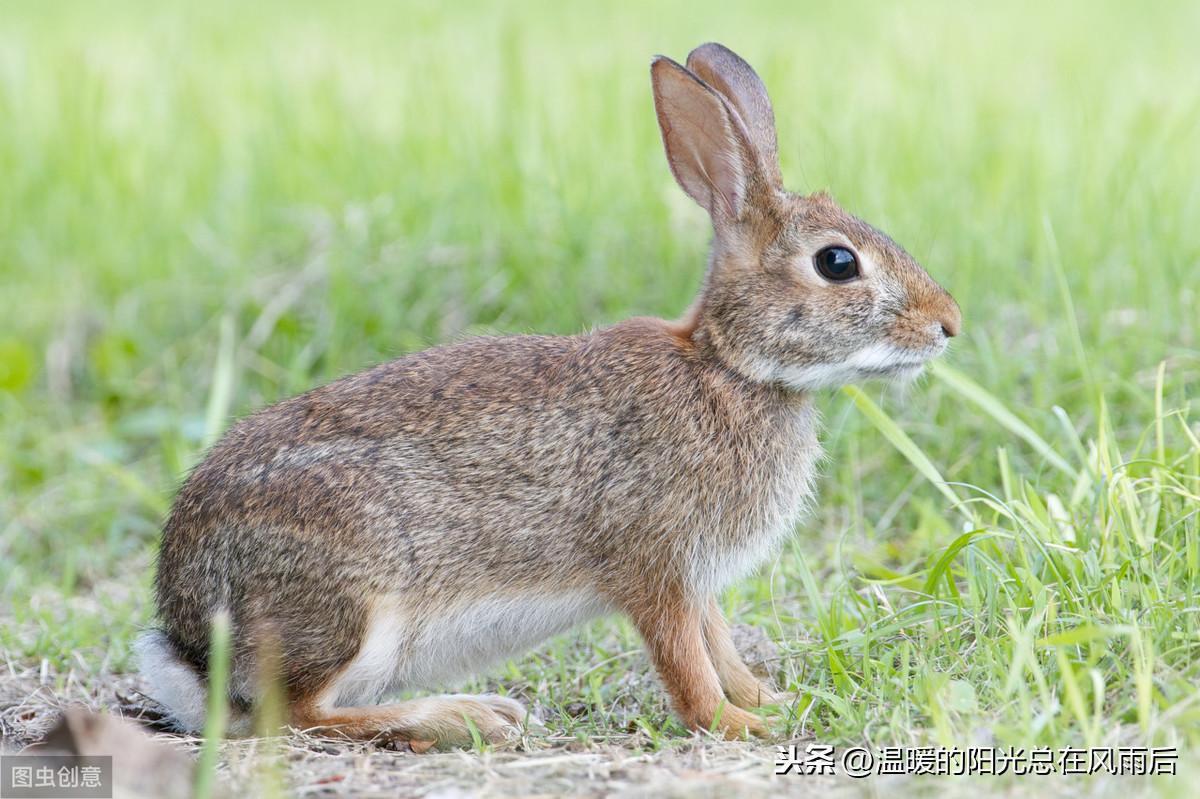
2,675,1175,798
1,650,810,797
0,621,1179,798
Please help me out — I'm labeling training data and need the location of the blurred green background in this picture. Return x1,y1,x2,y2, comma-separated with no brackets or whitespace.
2,0,1198,750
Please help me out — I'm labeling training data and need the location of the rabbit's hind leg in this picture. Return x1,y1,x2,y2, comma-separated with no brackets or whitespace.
291,693,529,750
701,598,780,709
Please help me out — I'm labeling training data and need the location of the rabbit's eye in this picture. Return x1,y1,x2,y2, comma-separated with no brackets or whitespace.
814,246,860,282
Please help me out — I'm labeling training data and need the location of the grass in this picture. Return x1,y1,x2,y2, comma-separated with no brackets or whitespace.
1,0,1198,792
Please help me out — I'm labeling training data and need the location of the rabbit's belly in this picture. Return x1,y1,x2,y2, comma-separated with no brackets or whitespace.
326,590,610,707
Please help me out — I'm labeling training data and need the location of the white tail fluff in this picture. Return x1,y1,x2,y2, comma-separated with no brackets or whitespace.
134,629,210,733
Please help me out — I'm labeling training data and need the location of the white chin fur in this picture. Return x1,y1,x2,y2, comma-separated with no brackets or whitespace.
755,342,931,391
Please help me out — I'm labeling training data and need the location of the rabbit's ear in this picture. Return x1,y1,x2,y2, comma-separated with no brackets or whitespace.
651,56,760,224
685,43,781,187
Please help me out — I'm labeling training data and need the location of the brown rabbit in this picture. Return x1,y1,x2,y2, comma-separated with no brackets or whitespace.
138,42,961,748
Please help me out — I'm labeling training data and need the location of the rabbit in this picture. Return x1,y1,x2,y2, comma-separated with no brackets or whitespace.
137,42,961,749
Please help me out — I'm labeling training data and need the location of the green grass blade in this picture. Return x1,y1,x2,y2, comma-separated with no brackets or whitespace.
931,361,1076,477
842,385,967,518
923,529,987,596
195,610,232,799
203,316,237,450
1042,215,1099,405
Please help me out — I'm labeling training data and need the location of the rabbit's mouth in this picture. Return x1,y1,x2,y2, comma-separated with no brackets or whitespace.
863,360,925,375
754,341,942,391
861,361,927,383
842,340,940,377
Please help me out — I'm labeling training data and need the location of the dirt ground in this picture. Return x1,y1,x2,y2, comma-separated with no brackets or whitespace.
0,660,1172,798
0,660,797,797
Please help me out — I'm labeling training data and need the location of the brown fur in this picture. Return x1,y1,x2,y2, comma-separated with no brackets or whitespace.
703,599,777,710
142,43,961,747
291,695,526,746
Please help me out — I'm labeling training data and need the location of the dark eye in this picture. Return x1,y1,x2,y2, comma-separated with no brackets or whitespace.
814,246,860,282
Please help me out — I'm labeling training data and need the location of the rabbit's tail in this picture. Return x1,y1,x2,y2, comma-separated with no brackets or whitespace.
135,628,250,734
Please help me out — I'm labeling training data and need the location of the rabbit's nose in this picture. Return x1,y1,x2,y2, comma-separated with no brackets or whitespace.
936,294,962,338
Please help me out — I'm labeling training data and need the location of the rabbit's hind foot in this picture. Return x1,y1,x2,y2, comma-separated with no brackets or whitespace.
291,693,531,751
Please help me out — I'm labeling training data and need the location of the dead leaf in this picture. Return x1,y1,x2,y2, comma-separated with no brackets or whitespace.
25,706,196,799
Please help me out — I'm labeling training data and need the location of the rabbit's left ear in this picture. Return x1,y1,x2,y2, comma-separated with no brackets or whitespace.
686,43,781,187
651,56,760,224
